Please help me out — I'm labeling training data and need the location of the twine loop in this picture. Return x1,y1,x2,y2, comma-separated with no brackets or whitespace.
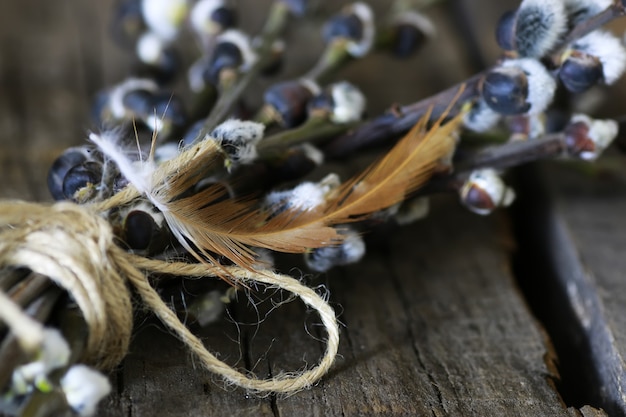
0,200,339,393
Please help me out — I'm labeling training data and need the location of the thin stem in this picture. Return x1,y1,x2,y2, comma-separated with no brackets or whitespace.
556,1,626,52
194,2,290,141
7,273,52,310
304,40,352,84
456,134,567,172
258,115,355,157
0,268,30,293
0,273,52,337
418,133,570,196
253,103,280,126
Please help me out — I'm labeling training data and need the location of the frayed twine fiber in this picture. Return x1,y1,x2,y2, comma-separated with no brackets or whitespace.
0,200,339,393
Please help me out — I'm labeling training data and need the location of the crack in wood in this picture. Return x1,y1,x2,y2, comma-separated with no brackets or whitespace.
512,164,626,416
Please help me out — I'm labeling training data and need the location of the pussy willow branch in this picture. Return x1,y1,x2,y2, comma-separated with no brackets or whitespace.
324,75,482,157
458,135,569,171
194,2,290,141
418,133,572,195
323,2,626,159
555,0,626,56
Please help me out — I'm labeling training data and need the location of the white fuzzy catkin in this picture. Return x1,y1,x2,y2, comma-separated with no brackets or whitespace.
572,30,626,84
329,81,366,124
265,173,341,213
305,229,365,272
570,114,619,160
61,365,112,417
141,0,189,41
216,29,258,69
187,290,227,327
190,0,226,36
210,119,265,142
299,143,325,166
108,78,158,120
461,169,516,215
209,119,265,164
515,0,567,57
345,2,375,57
463,98,502,132
136,32,165,65
12,328,70,394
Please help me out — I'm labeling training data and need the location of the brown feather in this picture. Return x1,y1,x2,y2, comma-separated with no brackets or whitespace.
325,109,461,221
153,107,464,270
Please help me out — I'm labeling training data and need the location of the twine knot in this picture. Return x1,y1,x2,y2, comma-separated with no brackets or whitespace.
0,201,132,368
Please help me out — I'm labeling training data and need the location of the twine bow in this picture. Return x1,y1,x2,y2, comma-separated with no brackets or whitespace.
0,200,339,393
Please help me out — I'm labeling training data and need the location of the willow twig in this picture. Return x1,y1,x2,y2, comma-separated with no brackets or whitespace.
553,1,626,58
456,134,568,172
0,269,30,293
258,114,357,157
304,39,353,84
195,2,290,140
324,75,482,158
0,273,53,337
418,133,570,196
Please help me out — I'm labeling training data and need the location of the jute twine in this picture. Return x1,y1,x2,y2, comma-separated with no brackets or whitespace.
0,200,339,393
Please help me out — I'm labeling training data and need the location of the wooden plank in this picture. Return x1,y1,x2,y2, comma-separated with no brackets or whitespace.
515,158,626,417
228,197,572,416
0,0,126,201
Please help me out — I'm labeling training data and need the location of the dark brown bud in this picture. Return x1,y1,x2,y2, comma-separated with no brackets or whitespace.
263,80,318,128
481,66,530,115
563,114,618,161
559,51,603,93
564,120,594,156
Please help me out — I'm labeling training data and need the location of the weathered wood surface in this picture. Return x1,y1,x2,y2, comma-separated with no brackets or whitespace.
93,197,576,417
513,159,626,417
0,0,622,416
